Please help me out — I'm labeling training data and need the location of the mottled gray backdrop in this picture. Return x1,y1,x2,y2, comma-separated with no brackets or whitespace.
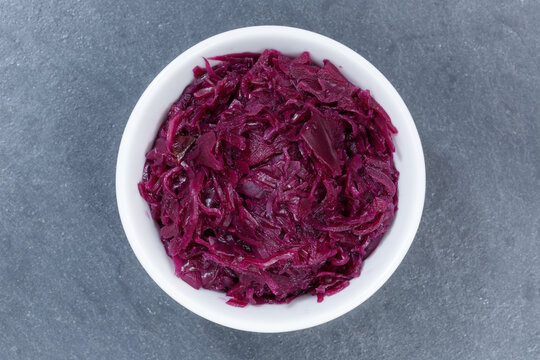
1,0,539,359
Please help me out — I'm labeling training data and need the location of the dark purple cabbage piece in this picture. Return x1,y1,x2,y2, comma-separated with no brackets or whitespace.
138,50,399,306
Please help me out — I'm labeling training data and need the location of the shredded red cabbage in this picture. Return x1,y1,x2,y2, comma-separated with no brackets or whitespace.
138,50,399,306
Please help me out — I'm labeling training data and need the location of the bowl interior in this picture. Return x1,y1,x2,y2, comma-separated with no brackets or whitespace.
116,26,425,333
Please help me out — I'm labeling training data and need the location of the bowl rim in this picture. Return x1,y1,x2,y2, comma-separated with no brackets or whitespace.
116,25,425,332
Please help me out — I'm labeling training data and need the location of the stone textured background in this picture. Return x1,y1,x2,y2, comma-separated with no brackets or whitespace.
1,0,539,359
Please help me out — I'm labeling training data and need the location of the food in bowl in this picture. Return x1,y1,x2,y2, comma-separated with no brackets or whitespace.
138,49,399,306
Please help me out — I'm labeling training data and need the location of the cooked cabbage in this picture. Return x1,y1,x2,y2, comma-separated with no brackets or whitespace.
138,50,398,306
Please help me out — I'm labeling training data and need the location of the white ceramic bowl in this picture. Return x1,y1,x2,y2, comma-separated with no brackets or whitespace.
116,26,425,333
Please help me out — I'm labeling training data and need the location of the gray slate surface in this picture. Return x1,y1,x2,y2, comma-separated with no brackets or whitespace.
1,0,539,359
